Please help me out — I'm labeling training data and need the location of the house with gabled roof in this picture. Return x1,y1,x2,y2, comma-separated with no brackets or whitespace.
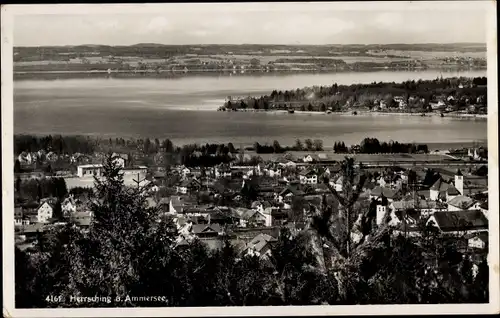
251,200,272,214
369,186,401,202
37,201,54,223
447,195,480,212
299,167,318,184
18,152,33,165
176,178,202,194
243,233,278,259
278,185,305,203
191,224,223,238
303,154,320,163
426,210,488,235
468,232,488,249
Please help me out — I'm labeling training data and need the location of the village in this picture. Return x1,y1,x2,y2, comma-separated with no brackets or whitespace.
14,141,489,260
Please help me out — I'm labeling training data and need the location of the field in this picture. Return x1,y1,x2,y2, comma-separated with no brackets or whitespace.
246,151,455,163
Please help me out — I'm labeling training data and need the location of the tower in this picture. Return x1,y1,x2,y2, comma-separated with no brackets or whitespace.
455,169,464,195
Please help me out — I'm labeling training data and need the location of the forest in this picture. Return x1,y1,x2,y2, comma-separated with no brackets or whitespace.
15,157,489,307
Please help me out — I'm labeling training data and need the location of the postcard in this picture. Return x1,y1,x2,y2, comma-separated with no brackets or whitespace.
2,2,498,317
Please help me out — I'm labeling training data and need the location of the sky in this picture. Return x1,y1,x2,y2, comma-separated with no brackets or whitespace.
11,2,490,46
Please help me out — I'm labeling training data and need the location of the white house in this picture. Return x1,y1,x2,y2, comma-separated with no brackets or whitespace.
468,232,488,249
37,201,54,223
77,164,104,178
111,153,128,168
18,152,33,165
303,154,320,163
61,197,77,216
181,167,191,178
299,168,318,185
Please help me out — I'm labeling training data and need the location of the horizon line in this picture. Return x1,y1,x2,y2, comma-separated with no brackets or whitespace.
14,42,488,49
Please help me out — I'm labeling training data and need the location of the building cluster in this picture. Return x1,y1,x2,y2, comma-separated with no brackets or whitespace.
14,148,489,258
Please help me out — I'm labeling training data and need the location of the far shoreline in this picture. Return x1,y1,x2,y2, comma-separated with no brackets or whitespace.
208,108,488,120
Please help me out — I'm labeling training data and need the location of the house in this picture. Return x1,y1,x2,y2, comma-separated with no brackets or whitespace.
447,195,479,211
214,165,232,178
426,210,488,235
251,200,272,214
208,208,234,225
369,186,400,202
37,201,54,223
169,196,184,214
299,168,318,185
181,167,191,178
468,147,487,161
191,224,223,238
18,152,33,165
391,199,447,218
111,153,128,168
429,178,452,201
278,185,305,203
303,154,320,163
237,209,267,227
14,206,31,227
71,153,92,164
263,207,288,227
468,232,488,249
330,175,344,192
46,151,59,162
61,196,77,216
244,233,278,259
77,164,104,178
430,100,446,110
176,178,202,194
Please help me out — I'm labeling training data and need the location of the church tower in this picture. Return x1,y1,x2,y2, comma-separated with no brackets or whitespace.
455,169,464,195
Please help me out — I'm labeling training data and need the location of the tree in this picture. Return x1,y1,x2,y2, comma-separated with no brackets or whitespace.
15,159,22,173
304,139,313,151
273,140,282,153
227,143,236,154
52,200,63,220
313,139,323,151
307,103,313,111
295,139,303,151
15,176,22,193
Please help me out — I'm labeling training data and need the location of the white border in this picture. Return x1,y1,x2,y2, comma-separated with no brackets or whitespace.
2,2,499,317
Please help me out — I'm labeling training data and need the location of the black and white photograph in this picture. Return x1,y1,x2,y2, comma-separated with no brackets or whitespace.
2,2,498,316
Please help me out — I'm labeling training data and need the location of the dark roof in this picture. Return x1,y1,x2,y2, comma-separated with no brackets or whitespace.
447,195,475,209
191,224,222,235
431,210,488,232
430,178,450,191
446,184,461,196
370,186,399,199
279,185,305,197
247,233,278,252
480,201,488,210
456,169,463,176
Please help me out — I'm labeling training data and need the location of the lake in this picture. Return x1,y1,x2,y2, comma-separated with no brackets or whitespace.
14,70,487,148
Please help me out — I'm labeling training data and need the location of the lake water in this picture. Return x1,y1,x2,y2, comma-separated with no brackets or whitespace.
14,70,487,148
